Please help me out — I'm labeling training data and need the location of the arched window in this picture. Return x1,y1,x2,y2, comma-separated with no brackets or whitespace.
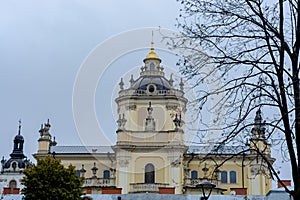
191,170,198,179
221,171,228,184
230,171,237,184
12,162,17,171
150,63,155,71
144,163,155,183
103,170,110,179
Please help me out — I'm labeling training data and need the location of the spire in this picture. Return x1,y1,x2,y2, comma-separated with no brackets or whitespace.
249,108,270,155
254,108,262,124
10,120,25,159
144,31,161,62
18,119,21,135
251,108,266,140
151,30,155,51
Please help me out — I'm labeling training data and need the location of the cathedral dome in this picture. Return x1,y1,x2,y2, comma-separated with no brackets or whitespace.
133,76,171,91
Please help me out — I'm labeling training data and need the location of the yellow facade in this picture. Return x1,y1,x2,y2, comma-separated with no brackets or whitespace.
34,40,274,195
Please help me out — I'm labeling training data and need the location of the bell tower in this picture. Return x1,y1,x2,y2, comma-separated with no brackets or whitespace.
36,119,57,156
248,108,273,195
249,108,270,154
113,35,188,194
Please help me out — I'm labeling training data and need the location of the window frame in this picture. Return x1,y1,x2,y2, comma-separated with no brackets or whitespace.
103,170,110,179
229,170,237,184
220,170,228,184
144,163,155,183
191,170,198,179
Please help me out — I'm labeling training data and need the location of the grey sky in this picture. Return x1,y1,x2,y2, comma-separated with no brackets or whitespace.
0,0,180,159
0,0,291,185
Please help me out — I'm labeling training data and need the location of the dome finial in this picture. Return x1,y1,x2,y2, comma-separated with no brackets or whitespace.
18,119,21,135
151,30,154,51
144,31,161,62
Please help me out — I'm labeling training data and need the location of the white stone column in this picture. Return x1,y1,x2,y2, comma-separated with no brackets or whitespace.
116,153,131,194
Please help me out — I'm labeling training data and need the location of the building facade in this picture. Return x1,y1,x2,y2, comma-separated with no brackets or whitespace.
33,39,274,196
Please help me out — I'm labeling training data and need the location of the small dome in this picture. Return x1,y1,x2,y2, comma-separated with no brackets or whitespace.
3,158,26,169
133,76,171,90
14,134,24,141
144,50,161,61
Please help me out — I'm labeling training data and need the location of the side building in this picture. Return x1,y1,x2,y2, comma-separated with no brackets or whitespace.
183,109,274,195
0,122,31,196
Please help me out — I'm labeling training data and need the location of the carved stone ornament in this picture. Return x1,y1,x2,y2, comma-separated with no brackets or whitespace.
166,105,178,110
119,159,129,167
126,105,137,110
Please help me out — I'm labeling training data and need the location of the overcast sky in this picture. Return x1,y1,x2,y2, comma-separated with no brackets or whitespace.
0,0,291,185
0,0,181,160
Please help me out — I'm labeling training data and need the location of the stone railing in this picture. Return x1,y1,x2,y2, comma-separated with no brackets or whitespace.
118,89,184,97
184,178,219,187
129,183,169,193
83,178,116,188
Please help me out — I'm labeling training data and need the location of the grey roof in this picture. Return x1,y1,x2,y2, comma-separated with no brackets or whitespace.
133,76,172,90
50,145,249,155
187,145,249,155
50,146,114,154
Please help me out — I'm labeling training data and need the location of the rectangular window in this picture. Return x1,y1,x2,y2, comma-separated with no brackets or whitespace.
103,170,110,179
191,170,198,179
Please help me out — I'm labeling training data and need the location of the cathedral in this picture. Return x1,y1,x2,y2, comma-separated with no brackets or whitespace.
1,38,275,197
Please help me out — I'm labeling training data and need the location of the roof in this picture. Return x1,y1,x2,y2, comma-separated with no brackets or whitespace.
50,146,114,154
49,145,251,156
187,145,249,155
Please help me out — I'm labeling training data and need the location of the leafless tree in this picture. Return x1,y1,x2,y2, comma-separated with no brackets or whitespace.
173,0,300,198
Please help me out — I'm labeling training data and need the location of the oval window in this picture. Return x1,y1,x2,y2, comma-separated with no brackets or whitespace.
148,85,155,93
